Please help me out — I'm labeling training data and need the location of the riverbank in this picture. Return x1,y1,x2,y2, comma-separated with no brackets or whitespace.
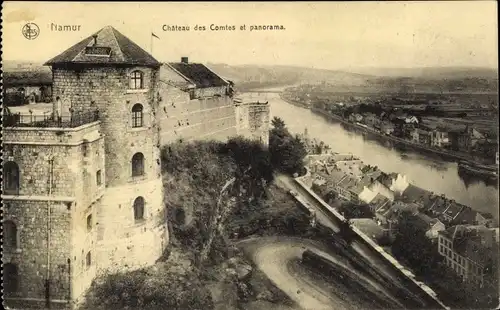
279,93,497,173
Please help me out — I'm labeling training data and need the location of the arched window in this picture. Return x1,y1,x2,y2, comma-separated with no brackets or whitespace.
4,263,19,294
133,196,145,221
4,220,18,249
129,70,144,89
86,251,92,268
131,104,144,128
3,161,20,195
131,153,145,177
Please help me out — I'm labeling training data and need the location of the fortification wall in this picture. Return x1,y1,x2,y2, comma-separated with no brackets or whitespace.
52,66,161,188
2,200,72,302
95,178,167,274
157,83,238,143
51,65,167,299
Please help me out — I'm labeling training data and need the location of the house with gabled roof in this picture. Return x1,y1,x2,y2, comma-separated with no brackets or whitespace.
440,201,466,223
413,212,446,241
162,58,231,100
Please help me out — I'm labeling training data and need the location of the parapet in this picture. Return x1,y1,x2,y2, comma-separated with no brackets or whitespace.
3,110,102,145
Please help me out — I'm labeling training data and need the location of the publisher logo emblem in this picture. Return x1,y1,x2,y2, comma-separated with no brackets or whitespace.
22,23,40,40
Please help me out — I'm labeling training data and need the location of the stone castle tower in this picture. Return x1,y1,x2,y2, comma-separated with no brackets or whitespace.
45,25,168,295
2,25,270,309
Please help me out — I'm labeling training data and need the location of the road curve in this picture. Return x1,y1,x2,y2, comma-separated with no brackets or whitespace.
237,236,403,310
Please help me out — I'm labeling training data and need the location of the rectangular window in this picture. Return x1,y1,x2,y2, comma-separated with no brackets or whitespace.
129,71,144,89
96,170,102,186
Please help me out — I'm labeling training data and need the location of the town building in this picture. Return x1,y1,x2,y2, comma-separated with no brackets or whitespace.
411,128,432,145
348,113,363,123
438,225,499,288
430,129,450,148
2,25,270,309
362,112,379,128
448,125,485,152
379,121,395,135
404,115,420,125
3,70,53,105
413,213,446,241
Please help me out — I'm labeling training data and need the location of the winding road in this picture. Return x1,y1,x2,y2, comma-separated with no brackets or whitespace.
237,237,403,310
233,175,443,310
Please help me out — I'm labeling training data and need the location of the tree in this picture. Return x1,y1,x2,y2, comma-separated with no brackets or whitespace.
270,132,307,175
161,138,275,267
269,118,307,175
271,116,286,131
391,211,441,275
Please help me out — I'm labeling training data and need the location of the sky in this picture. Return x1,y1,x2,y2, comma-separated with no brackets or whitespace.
2,1,498,70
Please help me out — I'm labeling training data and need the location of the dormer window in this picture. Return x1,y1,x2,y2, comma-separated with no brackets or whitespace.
130,71,144,89
84,46,111,57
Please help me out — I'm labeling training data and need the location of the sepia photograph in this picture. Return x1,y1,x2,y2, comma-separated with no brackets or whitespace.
1,1,498,310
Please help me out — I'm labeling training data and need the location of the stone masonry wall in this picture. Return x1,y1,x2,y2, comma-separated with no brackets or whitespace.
51,64,166,302
52,65,161,188
2,126,104,204
2,126,105,307
248,104,270,145
194,86,227,98
4,122,101,145
95,178,167,274
235,103,270,145
2,200,72,302
157,82,238,144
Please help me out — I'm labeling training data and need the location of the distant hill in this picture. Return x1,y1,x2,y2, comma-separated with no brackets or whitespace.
2,60,50,72
344,66,498,80
206,63,374,90
3,60,497,93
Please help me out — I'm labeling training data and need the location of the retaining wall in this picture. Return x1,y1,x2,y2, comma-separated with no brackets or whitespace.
293,177,449,310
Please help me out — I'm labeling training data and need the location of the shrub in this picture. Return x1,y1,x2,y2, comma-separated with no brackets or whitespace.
80,264,214,310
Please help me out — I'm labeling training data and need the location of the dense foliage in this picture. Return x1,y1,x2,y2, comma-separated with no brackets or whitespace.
391,211,441,275
161,137,274,266
81,263,213,310
269,117,308,174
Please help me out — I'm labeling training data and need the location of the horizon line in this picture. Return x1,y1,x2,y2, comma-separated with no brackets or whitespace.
3,59,498,72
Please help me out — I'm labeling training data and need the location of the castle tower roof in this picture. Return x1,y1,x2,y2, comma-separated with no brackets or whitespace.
44,26,160,67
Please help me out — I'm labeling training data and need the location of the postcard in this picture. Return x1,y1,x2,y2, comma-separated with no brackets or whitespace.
2,2,498,310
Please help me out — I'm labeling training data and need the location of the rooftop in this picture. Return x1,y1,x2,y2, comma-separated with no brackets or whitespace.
425,196,449,215
400,184,433,204
167,62,228,88
440,225,498,266
370,193,391,210
441,201,466,220
451,206,478,226
45,26,160,67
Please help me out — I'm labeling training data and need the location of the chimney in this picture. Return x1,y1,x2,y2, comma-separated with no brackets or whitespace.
92,34,98,46
181,57,189,64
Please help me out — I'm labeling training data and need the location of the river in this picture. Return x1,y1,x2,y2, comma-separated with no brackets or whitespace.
243,90,499,220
